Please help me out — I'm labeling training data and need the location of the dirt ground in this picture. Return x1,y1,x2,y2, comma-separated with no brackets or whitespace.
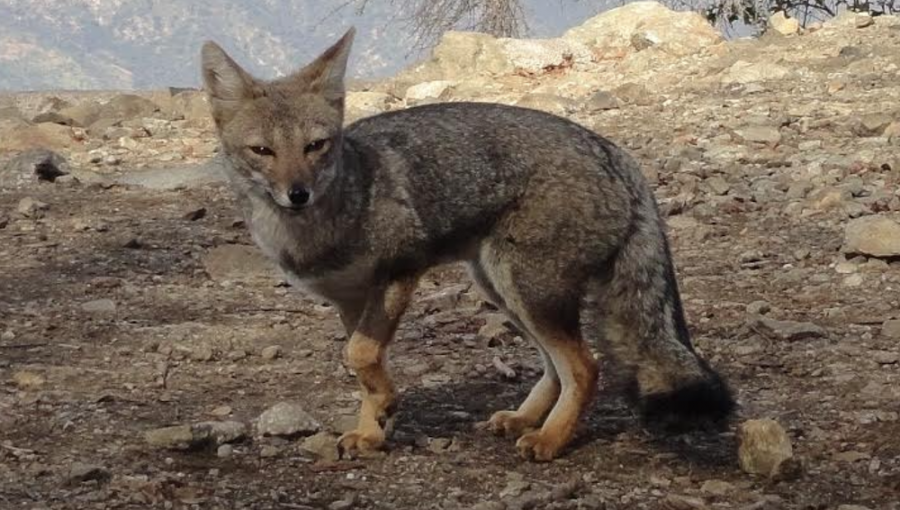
2,160,899,510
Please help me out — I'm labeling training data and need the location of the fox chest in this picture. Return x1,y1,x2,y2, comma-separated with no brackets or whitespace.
247,205,372,303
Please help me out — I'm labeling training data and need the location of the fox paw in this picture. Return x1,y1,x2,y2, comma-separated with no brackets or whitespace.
337,428,386,459
515,430,564,462
480,410,540,438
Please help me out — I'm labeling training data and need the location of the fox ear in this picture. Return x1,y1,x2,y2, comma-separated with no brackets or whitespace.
297,27,356,105
201,41,260,125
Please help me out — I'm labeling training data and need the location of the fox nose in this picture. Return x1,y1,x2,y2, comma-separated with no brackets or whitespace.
287,185,311,207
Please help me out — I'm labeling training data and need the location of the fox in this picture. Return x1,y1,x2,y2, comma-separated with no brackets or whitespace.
199,27,736,462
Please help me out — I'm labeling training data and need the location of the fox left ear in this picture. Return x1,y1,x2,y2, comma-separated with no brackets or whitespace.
297,27,356,105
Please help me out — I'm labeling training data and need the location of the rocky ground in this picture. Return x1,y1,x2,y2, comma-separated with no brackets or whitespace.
2,3,900,509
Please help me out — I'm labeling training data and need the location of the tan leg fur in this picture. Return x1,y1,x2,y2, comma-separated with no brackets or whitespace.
337,276,419,457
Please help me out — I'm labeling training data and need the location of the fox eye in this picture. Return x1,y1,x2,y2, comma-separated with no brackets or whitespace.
249,146,275,157
304,138,330,154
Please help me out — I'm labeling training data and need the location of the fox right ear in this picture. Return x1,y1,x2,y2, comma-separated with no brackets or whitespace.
201,41,260,125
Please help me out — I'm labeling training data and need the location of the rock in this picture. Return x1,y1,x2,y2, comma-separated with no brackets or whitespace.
328,494,358,510
345,91,393,121
145,421,247,449
145,425,195,449
405,80,457,103
34,96,72,115
843,216,900,258
217,444,233,458
612,82,654,106
721,61,790,84
183,207,207,221
66,463,111,485
32,111,76,125
768,11,800,36
98,94,160,122
202,244,277,283
585,90,620,111
420,284,468,311
737,419,794,477
478,313,511,345
210,405,233,417
115,156,228,190
492,356,517,379
0,123,75,152
853,113,893,137
12,371,45,389
190,344,215,362
514,93,576,116
419,31,513,79
1,149,70,189
16,197,49,219
57,103,102,127
705,176,731,195
882,319,900,340
736,125,782,144
261,345,282,360
827,10,875,29
664,495,708,510
257,402,321,438
699,479,733,496
500,479,531,499
873,350,899,364
300,431,340,462
259,445,281,458
0,105,26,122
562,1,722,58
751,316,826,341
81,299,117,315
169,91,211,122
498,37,593,73
427,437,453,454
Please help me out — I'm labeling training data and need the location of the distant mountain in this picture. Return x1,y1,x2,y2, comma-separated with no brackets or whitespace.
0,0,618,91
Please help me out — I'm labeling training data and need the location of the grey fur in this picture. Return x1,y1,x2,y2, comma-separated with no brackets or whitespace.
201,29,734,460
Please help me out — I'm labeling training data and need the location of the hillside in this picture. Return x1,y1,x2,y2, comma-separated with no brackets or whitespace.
1,2,900,509
0,0,612,90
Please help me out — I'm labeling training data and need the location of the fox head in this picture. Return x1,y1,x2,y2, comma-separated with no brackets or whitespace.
200,28,355,209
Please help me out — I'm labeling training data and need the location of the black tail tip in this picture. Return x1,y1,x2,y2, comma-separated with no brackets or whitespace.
635,371,737,434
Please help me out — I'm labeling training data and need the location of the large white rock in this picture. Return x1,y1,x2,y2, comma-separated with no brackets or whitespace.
562,1,722,58
497,38,593,73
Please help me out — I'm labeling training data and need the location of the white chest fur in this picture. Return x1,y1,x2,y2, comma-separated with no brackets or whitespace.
246,197,372,303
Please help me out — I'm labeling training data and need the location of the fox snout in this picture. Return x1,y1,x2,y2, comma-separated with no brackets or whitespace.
269,180,315,209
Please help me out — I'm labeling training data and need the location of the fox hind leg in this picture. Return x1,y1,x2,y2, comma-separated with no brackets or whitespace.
474,246,599,461
469,261,562,438
484,348,561,438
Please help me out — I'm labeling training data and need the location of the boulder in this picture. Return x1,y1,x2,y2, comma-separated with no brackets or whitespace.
417,31,513,79
562,1,722,59
0,149,70,188
0,123,75,152
97,94,161,123
769,11,800,36
843,215,900,258
498,38,593,73
721,61,791,84
57,102,102,128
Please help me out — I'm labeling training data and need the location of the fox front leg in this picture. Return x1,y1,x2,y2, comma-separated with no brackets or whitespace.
337,276,419,458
